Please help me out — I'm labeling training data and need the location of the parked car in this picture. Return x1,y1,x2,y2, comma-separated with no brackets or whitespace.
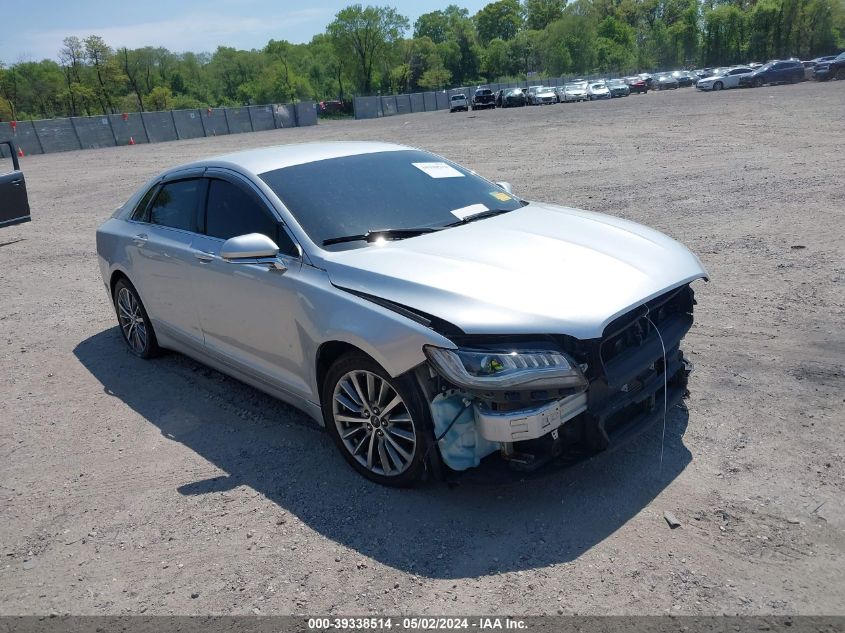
625,76,649,94
671,70,695,87
739,60,804,86
655,73,679,90
497,88,526,107
449,94,468,112
317,100,352,116
95,141,707,485
606,78,631,97
558,82,589,102
814,51,845,80
0,141,31,228
637,73,656,89
471,88,495,110
587,81,611,100
696,66,753,91
527,85,557,105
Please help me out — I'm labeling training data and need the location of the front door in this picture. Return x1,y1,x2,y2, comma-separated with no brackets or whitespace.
188,174,311,400
0,141,31,227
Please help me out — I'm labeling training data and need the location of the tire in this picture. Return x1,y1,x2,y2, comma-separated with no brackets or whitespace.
837,68,845,80
113,278,160,359
755,77,764,88
713,81,723,91
322,352,433,487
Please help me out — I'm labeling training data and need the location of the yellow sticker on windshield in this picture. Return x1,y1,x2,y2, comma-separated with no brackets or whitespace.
490,191,512,202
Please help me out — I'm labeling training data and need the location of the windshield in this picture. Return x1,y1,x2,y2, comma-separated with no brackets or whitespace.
259,150,525,249
591,83,605,89
451,95,465,100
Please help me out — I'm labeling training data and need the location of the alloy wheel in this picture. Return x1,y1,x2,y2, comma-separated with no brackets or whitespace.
332,370,417,477
116,287,148,354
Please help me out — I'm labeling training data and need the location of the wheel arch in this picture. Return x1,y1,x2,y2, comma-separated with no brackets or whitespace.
109,268,130,298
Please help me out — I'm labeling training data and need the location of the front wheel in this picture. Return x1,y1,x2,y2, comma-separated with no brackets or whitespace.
713,81,723,91
755,77,764,88
323,353,432,487
113,278,160,358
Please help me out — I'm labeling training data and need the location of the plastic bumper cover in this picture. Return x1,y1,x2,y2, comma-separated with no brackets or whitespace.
473,392,588,443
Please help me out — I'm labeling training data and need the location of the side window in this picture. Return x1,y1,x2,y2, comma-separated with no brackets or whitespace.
131,184,158,221
149,179,202,231
205,179,278,242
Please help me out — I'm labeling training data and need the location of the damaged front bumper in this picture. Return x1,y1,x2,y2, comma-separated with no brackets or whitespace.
473,392,587,443
423,284,699,474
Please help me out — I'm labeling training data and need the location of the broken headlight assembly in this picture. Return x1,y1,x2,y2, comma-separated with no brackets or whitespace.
423,345,588,391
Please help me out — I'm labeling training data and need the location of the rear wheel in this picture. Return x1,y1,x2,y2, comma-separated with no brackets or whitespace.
113,278,160,359
322,353,432,487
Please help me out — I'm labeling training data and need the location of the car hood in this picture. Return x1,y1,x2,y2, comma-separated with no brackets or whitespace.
321,203,708,340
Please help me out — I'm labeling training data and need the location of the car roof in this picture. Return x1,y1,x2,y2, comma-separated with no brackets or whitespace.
185,141,410,175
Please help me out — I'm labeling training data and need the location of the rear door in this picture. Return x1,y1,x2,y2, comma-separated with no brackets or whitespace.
128,173,206,346
0,141,31,227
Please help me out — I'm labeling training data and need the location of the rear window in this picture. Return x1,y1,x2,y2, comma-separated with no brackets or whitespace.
149,179,202,232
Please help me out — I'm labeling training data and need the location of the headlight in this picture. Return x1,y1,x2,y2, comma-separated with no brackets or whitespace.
423,345,588,391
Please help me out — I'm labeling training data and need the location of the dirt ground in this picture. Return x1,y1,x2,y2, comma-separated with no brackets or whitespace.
1,82,843,617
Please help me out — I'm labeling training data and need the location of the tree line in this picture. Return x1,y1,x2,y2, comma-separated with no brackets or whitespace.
1,0,843,121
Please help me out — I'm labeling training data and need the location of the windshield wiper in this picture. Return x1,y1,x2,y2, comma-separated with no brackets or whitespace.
443,208,515,227
322,227,440,247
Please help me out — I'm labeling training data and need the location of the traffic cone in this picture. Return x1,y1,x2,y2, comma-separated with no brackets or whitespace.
128,136,135,145
17,147,24,157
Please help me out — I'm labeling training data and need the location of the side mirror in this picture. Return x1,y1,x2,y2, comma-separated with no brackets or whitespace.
220,233,280,260
496,181,514,195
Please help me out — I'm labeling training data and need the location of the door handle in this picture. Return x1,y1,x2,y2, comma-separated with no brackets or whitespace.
194,251,215,263
10,179,22,186
133,233,148,247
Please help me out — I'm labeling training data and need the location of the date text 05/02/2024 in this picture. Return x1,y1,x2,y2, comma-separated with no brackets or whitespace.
306,617,528,630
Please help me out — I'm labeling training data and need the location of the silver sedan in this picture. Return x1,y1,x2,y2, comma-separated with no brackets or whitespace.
97,142,707,486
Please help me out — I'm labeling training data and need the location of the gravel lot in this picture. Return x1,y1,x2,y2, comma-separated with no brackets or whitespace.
1,82,843,616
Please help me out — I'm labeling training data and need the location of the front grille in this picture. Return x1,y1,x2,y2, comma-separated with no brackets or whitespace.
583,284,696,447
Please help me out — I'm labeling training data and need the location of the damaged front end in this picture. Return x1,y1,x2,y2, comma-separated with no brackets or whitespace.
416,284,698,473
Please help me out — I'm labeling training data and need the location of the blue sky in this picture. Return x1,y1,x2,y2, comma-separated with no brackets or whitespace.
0,0,490,64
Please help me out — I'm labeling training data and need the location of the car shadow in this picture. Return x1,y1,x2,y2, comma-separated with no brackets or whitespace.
74,327,692,580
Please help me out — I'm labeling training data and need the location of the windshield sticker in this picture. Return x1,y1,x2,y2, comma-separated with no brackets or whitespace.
412,162,464,178
490,191,512,202
450,203,488,220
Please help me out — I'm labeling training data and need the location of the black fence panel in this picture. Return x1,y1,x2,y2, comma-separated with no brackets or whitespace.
274,104,296,127
109,113,149,145
423,92,437,111
225,108,252,134
34,118,81,153
72,116,117,149
380,96,398,116
248,105,276,131
353,96,381,119
295,102,317,126
0,121,43,156
396,94,411,115
141,111,177,143
201,108,229,136
172,109,205,139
